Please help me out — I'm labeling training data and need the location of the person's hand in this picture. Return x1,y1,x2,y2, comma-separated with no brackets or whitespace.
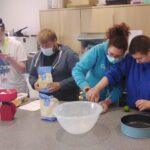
135,99,150,111
86,87,99,102
99,102,109,113
0,53,26,73
34,81,40,91
0,53,11,62
99,98,111,113
47,82,61,93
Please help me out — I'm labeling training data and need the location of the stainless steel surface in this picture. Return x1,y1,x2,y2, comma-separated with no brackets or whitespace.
77,32,106,41
0,107,149,150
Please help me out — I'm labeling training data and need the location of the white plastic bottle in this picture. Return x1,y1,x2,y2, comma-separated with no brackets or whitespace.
51,0,64,8
52,0,58,8
48,0,52,8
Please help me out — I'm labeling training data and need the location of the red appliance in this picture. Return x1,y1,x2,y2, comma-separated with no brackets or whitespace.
0,89,17,121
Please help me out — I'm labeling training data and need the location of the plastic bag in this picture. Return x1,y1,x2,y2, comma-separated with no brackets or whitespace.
39,93,59,122
37,66,53,93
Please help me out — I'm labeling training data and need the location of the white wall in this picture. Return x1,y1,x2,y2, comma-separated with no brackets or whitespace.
0,0,48,35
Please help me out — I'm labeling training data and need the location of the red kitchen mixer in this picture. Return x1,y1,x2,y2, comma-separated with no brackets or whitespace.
0,57,17,121
0,89,17,121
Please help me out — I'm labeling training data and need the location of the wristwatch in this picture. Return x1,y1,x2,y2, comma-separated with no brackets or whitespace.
83,86,90,93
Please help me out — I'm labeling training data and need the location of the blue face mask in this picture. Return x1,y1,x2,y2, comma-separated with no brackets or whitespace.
41,47,54,56
106,54,123,64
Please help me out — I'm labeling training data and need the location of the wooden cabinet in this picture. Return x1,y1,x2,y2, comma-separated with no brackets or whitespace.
40,4,150,53
81,4,150,35
40,10,60,40
40,9,81,54
114,4,150,35
59,9,81,53
81,7,114,33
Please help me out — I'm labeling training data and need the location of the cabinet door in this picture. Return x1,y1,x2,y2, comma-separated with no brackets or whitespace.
81,7,114,33
39,10,60,41
59,9,81,54
114,5,150,35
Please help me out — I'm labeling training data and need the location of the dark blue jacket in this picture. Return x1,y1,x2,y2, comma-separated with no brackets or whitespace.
29,44,79,101
106,54,150,108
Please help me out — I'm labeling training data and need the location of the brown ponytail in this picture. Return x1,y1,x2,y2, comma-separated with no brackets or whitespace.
106,23,130,53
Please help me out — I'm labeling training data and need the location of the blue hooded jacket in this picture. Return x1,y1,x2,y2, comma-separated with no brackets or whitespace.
72,41,122,103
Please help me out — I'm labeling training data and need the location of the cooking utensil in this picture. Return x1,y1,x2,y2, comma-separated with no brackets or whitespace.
121,114,150,138
53,101,103,134
13,27,29,37
0,89,17,121
0,89,17,102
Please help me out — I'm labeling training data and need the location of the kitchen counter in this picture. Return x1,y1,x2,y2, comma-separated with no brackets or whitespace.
0,106,149,150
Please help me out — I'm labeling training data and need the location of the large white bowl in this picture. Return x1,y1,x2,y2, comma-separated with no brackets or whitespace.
53,101,103,134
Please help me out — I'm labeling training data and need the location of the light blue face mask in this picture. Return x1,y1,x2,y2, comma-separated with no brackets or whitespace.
106,54,123,64
41,47,54,56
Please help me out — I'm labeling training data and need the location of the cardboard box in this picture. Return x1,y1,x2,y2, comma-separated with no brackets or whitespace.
66,0,98,7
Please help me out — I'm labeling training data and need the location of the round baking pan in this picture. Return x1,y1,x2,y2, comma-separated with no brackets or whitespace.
121,114,150,138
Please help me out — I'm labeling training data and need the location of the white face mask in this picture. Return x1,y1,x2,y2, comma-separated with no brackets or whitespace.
41,47,54,56
106,54,123,64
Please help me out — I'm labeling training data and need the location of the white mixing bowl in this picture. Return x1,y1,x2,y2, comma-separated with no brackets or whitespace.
53,101,103,134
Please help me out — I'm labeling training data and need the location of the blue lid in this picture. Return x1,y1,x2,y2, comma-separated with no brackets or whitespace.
41,116,57,122
38,66,52,75
39,93,53,99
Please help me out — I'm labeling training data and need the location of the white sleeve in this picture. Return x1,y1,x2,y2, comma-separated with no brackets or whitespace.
16,41,27,62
